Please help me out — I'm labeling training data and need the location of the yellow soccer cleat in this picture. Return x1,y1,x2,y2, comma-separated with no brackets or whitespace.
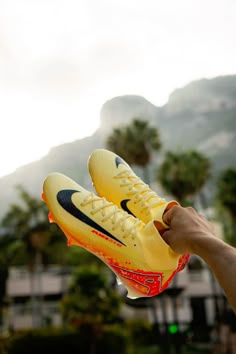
88,149,178,228
88,149,189,267
42,173,184,298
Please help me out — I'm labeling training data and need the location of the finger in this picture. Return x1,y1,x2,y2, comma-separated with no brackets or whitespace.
163,204,180,225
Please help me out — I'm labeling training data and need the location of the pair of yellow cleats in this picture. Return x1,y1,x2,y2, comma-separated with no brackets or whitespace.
42,149,189,299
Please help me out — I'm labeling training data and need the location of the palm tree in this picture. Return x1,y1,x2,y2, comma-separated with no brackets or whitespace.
216,167,236,246
1,186,48,327
107,119,163,350
156,150,210,205
106,118,161,183
0,185,66,327
1,185,107,328
0,235,21,331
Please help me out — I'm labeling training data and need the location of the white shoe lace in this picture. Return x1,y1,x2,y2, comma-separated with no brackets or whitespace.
81,193,143,242
114,170,166,213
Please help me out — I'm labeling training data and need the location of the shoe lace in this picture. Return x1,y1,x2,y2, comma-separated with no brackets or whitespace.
81,193,143,241
114,170,166,212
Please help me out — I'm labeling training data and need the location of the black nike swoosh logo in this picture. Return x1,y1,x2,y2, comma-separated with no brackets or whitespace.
57,189,126,246
115,156,128,168
120,199,136,217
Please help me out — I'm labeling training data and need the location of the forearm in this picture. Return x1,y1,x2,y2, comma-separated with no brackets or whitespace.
162,206,236,311
193,235,236,312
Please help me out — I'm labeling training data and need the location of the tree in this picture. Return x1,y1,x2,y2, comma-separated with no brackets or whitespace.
0,186,66,327
216,167,236,245
1,186,55,266
61,265,121,327
156,150,211,205
0,185,105,329
0,236,20,329
106,119,161,183
61,265,122,353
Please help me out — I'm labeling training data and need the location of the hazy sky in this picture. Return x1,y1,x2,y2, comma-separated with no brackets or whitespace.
0,0,236,177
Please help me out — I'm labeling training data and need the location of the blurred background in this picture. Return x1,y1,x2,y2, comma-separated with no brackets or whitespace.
0,0,236,353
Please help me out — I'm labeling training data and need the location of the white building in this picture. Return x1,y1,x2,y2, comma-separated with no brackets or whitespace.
4,265,71,330
3,256,225,335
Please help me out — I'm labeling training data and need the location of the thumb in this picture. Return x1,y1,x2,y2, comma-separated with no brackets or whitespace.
163,206,175,225
163,204,182,225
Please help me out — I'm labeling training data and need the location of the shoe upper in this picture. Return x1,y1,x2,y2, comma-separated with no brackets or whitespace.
88,149,178,228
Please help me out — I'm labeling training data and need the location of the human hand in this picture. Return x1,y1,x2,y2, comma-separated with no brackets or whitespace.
162,205,215,255
162,206,236,313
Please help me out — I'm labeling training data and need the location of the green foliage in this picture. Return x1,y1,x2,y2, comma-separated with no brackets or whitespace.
98,324,131,354
216,167,236,218
7,325,130,354
157,150,210,203
215,167,236,245
124,319,153,347
133,347,160,354
0,265,8,304
0,185,71,266
182,345,211,354
0,185,71,316
132,344,211,354
0,185,52,268
1,185,48,239
61,265,122,328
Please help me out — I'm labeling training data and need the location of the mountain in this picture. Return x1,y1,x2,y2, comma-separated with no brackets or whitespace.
0,74,236,218
100,75,236,174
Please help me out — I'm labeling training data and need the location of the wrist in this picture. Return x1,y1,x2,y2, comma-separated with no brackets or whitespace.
191,232,224,259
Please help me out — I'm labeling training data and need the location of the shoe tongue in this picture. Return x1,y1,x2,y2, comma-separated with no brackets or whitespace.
141,221,179,270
